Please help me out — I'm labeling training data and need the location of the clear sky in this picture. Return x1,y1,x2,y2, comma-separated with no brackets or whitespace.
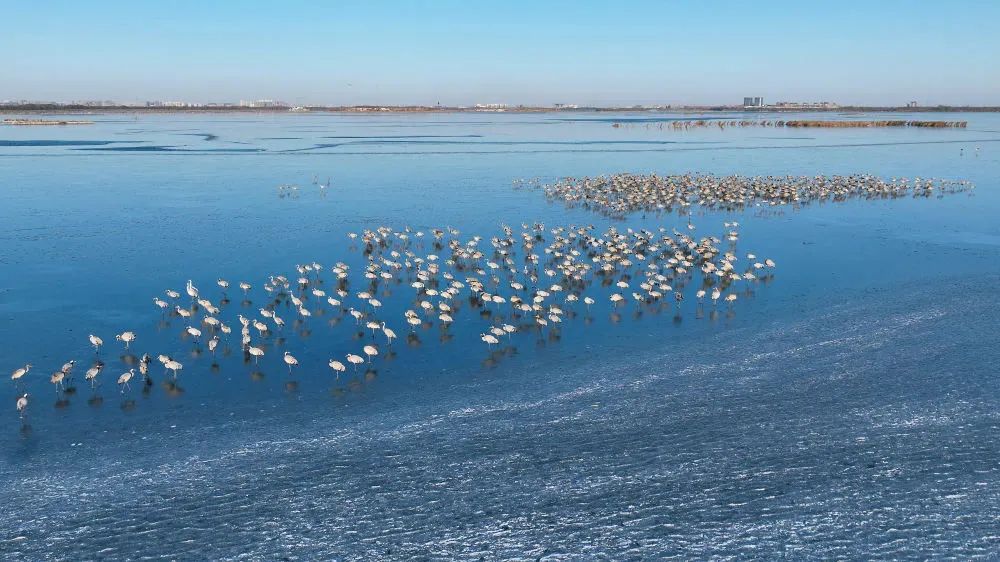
4,0,998,106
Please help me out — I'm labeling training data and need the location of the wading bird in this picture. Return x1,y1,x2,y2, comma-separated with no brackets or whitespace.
346,354,364,371
11,364,30,382
116,331,136,349
284,352,299,374
248,346,264,365
118,369,135,392
16,393,28,418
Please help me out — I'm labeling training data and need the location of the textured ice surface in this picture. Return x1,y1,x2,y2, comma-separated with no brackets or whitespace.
2,279,998,560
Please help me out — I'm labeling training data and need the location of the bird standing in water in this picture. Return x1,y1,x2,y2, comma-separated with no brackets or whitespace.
11,364,31,382
117,369,135,393
284,352,299,374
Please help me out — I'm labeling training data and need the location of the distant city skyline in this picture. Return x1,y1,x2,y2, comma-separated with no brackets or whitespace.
4,0,998,106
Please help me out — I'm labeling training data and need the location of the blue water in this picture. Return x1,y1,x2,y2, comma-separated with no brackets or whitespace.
1,111,998,560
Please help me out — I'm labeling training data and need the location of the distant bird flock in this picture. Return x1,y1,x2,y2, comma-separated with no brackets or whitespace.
610,119,969,130
10,221,776,421
516,173,974,217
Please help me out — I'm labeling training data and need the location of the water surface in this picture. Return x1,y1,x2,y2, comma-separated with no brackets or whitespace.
1,111,998,560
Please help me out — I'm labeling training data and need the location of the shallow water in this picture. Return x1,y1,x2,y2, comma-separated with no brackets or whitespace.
1,111,999,560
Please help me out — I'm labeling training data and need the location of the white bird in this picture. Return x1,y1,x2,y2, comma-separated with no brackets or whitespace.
248,346,265,364
186,280,199,300
117,368,135,392
481,333,499,348
208,336,219,355
328,359,346,375
11,363,31,382
85,365,102,387
49,371,64,390
16,393,28,418
283,351,299,374
165,359,183,378
363,345,378,363
381,323,397,345
116,331,136,349
186,326,202,341
89,334,103,353
346,353,365,371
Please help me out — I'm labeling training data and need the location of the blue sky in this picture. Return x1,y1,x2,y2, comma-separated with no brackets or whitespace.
4,0,998,106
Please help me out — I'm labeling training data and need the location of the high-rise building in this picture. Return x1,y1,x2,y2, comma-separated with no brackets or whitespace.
743,96,764,108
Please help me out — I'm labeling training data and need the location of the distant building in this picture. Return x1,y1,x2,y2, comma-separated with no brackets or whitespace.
145,101,201,107
239,99,289,108
70,100,119,107
743,96,764,108
772,101,839,109
906,101,919,108
474,103,508,110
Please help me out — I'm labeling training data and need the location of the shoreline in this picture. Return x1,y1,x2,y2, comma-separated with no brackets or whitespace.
2,106,999,116
2,118,94,126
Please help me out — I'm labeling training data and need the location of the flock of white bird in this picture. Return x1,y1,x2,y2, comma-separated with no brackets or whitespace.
518,173,974,217
11,221,776,420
